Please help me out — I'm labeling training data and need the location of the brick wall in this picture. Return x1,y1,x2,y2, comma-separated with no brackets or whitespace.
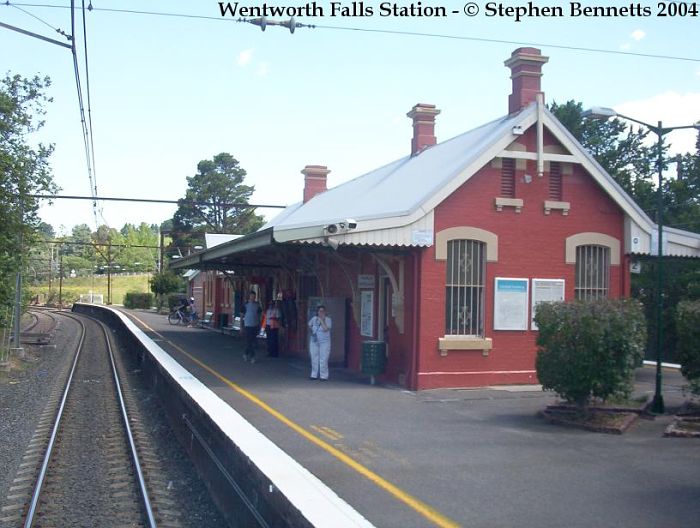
417,127,627,389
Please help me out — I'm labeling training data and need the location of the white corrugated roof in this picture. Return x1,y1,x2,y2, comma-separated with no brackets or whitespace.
265,112,522,231
205,233,242,249
259,102,700,257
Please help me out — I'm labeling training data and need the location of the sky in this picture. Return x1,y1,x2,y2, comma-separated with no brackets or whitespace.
2,1,699,235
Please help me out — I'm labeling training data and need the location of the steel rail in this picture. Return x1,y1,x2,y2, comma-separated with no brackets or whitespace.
99,319,157,528
24,312,86,527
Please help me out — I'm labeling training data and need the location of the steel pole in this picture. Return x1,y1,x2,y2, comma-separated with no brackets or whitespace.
651,122,665,414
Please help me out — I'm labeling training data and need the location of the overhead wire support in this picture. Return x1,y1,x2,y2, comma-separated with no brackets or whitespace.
239,16,315,34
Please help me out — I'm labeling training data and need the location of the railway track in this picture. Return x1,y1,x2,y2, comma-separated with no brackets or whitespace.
1,311,181,527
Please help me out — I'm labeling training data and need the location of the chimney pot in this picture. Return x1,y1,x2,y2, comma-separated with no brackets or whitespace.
302,165,330,203
504,47,549,114
407,103,441,156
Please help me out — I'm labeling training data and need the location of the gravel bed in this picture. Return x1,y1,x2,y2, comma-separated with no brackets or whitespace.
1,311,227,527
109,319,228,527
0,313,78,507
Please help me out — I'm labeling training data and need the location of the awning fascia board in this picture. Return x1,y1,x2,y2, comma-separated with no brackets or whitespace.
170,228,275,270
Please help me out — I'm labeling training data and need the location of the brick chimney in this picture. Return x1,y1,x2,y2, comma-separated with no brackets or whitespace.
302,165,330,203
407,103,441,156
504,47,549,114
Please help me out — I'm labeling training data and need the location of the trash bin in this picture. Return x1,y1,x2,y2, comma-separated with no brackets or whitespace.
362,341,386,384
218,313,229,329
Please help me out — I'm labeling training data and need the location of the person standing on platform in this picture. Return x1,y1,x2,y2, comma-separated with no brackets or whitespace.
308,305,332,381
241,291,261,363
265,300,281,357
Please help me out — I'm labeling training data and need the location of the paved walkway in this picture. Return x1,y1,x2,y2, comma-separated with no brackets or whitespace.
124,309,700,528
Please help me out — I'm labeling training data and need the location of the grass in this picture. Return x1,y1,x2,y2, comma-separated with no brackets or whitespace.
29,273,152,306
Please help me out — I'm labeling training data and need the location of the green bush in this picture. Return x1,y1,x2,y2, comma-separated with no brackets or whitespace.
534,299,646,412
45,290,80,307
676,300,700,395
124,292,154,309
167,293,187,311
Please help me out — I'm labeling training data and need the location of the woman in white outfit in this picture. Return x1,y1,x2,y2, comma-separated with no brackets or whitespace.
308,305,332,381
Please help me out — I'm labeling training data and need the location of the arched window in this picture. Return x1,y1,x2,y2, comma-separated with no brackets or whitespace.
446,240,486,336
575,245,610,300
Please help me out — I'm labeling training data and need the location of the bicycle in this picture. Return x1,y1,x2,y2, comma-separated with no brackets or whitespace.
168,308,197,326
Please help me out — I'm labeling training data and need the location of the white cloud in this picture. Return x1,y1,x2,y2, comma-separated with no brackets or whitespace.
256,62,269,77
630,29,646,41
616,92,700,154
237,49,253,67
620,43,631,51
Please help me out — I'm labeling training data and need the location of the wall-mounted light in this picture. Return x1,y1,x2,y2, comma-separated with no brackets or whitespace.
523,174,533,184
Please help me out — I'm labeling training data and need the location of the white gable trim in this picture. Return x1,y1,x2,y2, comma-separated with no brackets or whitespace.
540,110,654,233
420,107,538,214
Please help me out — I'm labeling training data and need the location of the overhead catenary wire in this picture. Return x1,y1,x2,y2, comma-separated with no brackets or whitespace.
28,193,288,209
80,0,102,222
67,0,99,227
4,1,700,63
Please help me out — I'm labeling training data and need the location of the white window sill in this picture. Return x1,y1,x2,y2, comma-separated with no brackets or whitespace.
494,197,523,213
438,337,492,357
543,200,570,216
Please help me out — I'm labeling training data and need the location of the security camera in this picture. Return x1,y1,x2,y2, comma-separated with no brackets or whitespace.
324,224,339,234
346,219,357,230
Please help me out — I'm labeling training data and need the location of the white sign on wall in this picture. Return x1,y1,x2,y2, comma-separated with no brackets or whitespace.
531,279,565,330
358,274,375,289
360,290,374,337
494,278,529,331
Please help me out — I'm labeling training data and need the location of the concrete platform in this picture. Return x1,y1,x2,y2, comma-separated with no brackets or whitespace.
123,308,700,528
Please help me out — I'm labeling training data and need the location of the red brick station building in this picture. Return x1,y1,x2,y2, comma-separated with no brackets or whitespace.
172,48,700,390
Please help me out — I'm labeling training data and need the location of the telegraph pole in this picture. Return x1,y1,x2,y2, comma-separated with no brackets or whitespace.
107,240,112,305
11,200,24,358
58,249,64,309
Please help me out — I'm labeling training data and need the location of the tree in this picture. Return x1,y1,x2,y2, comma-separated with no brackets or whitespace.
149,271,183,310
549,100,657,211
0,74,57,324
171,152,263,249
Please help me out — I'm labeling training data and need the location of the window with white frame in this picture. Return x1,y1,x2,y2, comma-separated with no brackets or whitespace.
446,239,486,336
575,245,610,300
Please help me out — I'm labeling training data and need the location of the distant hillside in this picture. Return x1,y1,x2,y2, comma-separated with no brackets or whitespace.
30,273,152,306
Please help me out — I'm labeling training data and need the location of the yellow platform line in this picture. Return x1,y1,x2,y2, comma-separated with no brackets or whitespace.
128,313,461,528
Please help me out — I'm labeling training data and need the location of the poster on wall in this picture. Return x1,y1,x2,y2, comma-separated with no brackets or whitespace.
358,275,375,289
494,278,529,331
360,290,374,337
531,279,565,330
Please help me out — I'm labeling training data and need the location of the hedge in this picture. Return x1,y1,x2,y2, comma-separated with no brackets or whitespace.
676,300,700,395
123,292,155,309
534,299,646,412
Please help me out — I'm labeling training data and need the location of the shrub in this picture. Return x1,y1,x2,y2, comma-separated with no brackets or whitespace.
534,299,646,412
45,290,79,307
676,300,700,395
123,292,154,309
167,293,187,311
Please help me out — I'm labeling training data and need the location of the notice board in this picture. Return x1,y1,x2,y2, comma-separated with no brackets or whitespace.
531,279,565,330
494,278,529,331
